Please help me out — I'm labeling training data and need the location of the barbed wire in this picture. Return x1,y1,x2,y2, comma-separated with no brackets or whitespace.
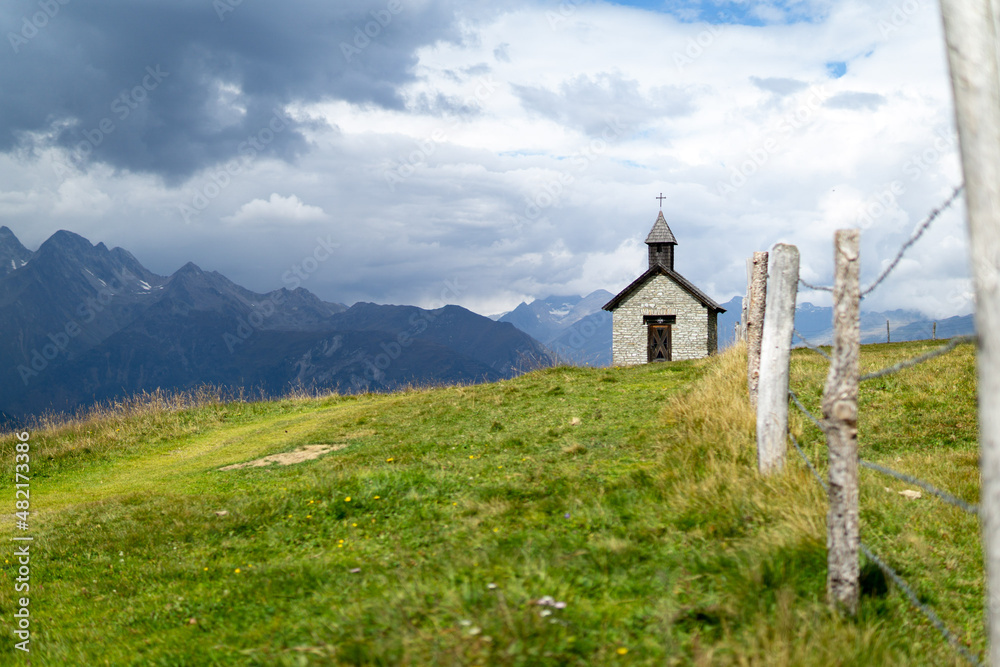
789,388,824,432
778,184,978,665
790,388,975,513
860,542,984,667
799,278,833,292
792,329,832,361
789,336,971,505
861,185,965,299
790,432,828,491
859,459,978,514
795,184,964,298
789,429,982,666
860,335,977,382
794,326,836,337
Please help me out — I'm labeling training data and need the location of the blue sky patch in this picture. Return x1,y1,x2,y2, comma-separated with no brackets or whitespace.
607,0,826,25
826,61,847,78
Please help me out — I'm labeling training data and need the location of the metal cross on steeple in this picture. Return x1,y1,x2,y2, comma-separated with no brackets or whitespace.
656,193,666,208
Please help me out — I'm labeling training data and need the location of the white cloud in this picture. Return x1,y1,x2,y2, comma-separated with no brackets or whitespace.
0,190,42,217
824,90,887,110
52,178,113,219
222,193,329,226
0,0,973,318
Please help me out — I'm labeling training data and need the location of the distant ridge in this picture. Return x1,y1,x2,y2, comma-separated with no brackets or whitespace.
0,228,553,422
497,291,613,366
717,297,974,348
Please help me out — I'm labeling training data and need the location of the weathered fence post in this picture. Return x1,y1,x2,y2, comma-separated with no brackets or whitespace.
940,2,1000,659
886,319,891,344
933,321,937,341
742,305,749,342
756,244,799,474
741,258,752,342
823,230,860,614
747,251,769,407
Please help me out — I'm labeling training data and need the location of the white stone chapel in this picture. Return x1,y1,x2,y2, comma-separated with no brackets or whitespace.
602,206,725,365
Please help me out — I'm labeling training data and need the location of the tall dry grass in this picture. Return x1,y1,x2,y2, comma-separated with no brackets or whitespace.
655,342,826,542
0,385,252,462
646,343,861,665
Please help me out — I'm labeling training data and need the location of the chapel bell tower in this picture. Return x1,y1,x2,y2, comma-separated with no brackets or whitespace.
645,210,677,270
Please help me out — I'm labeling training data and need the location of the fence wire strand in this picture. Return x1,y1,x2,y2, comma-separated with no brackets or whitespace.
790,432,827,491
859,459,978,514
788,390,974,513
792,329,832,361
776,184,978,665
861,185,965,298
860,335,977,382
799,278,833,292
789,429,983,667
860,543,984,667
795,185,963,298
789,388,824,432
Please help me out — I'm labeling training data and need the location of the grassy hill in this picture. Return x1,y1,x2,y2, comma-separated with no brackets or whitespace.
0,341,983,665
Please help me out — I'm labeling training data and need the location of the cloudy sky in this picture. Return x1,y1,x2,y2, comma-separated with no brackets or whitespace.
0,0,970,317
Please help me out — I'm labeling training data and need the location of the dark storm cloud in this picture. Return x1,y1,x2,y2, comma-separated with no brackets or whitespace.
512,72,693,136
0,0,464,182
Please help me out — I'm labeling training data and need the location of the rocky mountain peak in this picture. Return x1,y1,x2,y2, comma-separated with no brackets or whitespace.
0,226,33,278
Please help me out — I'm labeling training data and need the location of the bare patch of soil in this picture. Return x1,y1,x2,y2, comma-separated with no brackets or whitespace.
219,444,346,471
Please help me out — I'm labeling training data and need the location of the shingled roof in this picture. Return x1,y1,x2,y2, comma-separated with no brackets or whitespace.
602,264,726,313
645,211,677,245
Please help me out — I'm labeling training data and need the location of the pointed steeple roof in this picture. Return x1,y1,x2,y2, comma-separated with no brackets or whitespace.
645,211,677,245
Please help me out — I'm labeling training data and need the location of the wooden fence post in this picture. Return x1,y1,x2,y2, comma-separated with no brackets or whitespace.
933,321,937,341
756,244,799,474
823,229,860,615
741,299,749,342
940,2,1000,659
740,257,753,341
747,251,769,407
886,319,891,344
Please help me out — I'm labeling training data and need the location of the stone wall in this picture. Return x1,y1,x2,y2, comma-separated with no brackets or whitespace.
611,273,712,365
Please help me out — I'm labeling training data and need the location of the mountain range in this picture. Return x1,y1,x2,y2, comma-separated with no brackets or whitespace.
0,227,552,423
489,288,974,371
494,287,975,366
492,291,613,367
716,297,975,348
2,226,974,422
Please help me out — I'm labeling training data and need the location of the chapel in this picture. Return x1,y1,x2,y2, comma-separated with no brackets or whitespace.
602,206,725,364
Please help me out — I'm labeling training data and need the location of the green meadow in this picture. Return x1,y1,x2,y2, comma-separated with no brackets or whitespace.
0,340,984,665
